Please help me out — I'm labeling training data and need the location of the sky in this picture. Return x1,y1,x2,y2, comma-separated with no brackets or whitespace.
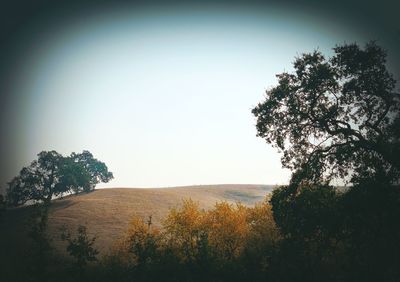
0,0,399,191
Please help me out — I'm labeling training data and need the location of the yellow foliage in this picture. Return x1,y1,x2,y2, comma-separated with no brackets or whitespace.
112,196,281,266
162,199,205,262
205,202,250,260
112,216,160,266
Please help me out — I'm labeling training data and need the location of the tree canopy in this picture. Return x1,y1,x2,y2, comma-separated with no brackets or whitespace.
252,41,400,282
6,150,113,206
252,42,400,186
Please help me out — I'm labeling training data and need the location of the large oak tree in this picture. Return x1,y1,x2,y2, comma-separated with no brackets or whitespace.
252,42,400,282
252,42,400,186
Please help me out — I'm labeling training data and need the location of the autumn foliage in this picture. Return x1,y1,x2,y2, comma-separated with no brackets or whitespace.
107,197,280,281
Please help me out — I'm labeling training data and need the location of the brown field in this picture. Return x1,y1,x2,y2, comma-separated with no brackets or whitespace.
0,184,274,259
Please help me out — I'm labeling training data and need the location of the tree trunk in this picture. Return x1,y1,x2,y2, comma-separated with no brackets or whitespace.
44,193,52,206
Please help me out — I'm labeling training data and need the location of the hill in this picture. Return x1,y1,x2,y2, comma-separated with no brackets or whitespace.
1,184,274,259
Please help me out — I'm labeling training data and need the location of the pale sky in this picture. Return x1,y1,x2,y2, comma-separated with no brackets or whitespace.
1,3,397,189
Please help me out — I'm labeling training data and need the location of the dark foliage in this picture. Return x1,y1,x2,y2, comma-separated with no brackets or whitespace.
252,41,400,186
27,203,53,281
0,194,5,219
268,180,400,282
61,225,99,277
6,150,113,206
253,42,400,282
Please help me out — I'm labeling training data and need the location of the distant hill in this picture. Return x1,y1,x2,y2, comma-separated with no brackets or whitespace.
0,185,275,259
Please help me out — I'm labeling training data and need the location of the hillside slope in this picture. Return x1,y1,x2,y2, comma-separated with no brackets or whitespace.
1,185,274,256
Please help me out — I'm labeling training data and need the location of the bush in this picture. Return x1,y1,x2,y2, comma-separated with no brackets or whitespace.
61,225,99,275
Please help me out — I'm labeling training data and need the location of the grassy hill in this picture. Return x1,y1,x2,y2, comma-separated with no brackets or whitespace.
0,184,274,259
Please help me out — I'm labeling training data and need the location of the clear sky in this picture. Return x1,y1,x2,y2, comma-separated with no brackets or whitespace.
0,2,398,190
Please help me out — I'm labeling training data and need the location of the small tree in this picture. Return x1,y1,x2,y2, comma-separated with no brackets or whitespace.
61,225,99,274
205,202,250,262
111,215,162,278
28,203,53,280
163,199,205,263
127,216,160,267
6,150,113,206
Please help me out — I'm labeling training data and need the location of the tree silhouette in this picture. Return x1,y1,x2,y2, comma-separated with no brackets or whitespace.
253,42,400,282
61,225,99,275
28,203,53,281
252,42,400,187
6,150,113,206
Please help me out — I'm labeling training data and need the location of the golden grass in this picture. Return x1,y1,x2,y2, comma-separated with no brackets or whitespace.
1,185,274,257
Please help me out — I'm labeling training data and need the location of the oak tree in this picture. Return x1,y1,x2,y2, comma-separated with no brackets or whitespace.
6,150,113,206
252,42,400,186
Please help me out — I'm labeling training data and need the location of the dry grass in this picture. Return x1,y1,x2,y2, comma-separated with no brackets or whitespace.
1,185,274,257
